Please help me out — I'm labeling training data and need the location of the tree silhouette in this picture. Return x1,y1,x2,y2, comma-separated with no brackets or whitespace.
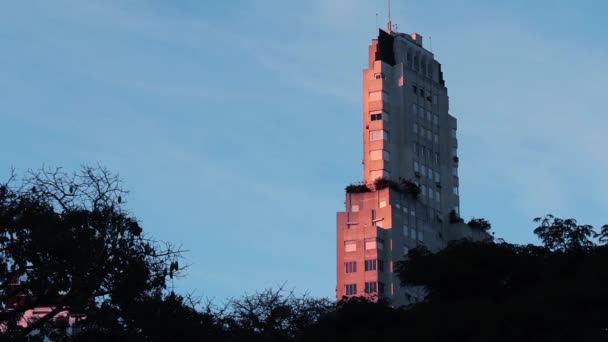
0,166,184,339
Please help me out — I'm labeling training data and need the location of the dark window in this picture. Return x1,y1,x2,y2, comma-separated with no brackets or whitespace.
379,282,385,294
378,260,385,272
364,259,377,271
419,88,425,96
412,84,418,94
370,113,382,121
345,284,357,295
345,261,357,273
364,282,378,293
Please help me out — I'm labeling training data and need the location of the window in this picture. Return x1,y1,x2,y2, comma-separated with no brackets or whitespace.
433,95,438,104
454,206,460,215
426,111,431,121
345,261,357,273
412,84,418,94
428,190,434,201
404,246,409,255
433,114,438,125
435,171,440,182
365,282,378,293
403,225,409,237
434,134,439,144
370,150,383,161
453,186,459,195
370,170,389,180
411,228,417,239
370,130,388,141
421,165,427,177
378,260,385,272
379,282,385,294
419,88,424,97
413,123,418,134
350,204,359,212
374,73,385,79
370,113,382,121
379,200,386,208
435,153,440,164
364,259,377,271
369,91,387,102
395,203,401,209
345,241,357,252
365,238,384,250
414,161,420,172
451,128,457,138
452,147,457,157
418,230,424,242
411,209,416,217
427,130,432,141
428,168,434,179
436,190,441,203
345,284,357,295
418,108,424,121
421,185,427,197
452,166,458,176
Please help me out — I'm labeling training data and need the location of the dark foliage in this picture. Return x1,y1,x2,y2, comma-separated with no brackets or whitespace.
392,215,608,341
373,178,421,199
344,183,371,194
0,166,199,340
467,217,492,231
4,167,608,341
449,209,464,223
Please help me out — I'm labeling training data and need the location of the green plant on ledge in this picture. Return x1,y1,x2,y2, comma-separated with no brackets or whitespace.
374,178,421,199
449,209,465,224
467,217,491,231
345,182,372,194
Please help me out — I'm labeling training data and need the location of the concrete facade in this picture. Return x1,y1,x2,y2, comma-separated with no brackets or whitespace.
336,29,488,306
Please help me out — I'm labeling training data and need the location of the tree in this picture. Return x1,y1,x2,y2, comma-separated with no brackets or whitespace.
217,287,334,342
467,217,491,231
0,166,186,339
392,215,608,341
533,214,595,251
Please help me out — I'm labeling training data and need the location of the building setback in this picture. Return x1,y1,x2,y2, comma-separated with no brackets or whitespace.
336,28,488,306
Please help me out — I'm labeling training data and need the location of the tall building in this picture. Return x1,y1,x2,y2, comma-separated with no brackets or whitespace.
336,27,488,306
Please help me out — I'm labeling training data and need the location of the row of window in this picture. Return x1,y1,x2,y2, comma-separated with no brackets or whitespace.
345,282,385,295
344,259,385,274
412,104,438,126
403,225,424,242
344,238,384,252
414,143,440,165
411,84,436,104
414,161,439,182
413,124,439,144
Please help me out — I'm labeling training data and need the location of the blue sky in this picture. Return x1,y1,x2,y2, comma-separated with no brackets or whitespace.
1,0,607,301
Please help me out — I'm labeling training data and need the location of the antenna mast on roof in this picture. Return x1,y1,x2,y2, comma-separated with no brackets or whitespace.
387,0,392,33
